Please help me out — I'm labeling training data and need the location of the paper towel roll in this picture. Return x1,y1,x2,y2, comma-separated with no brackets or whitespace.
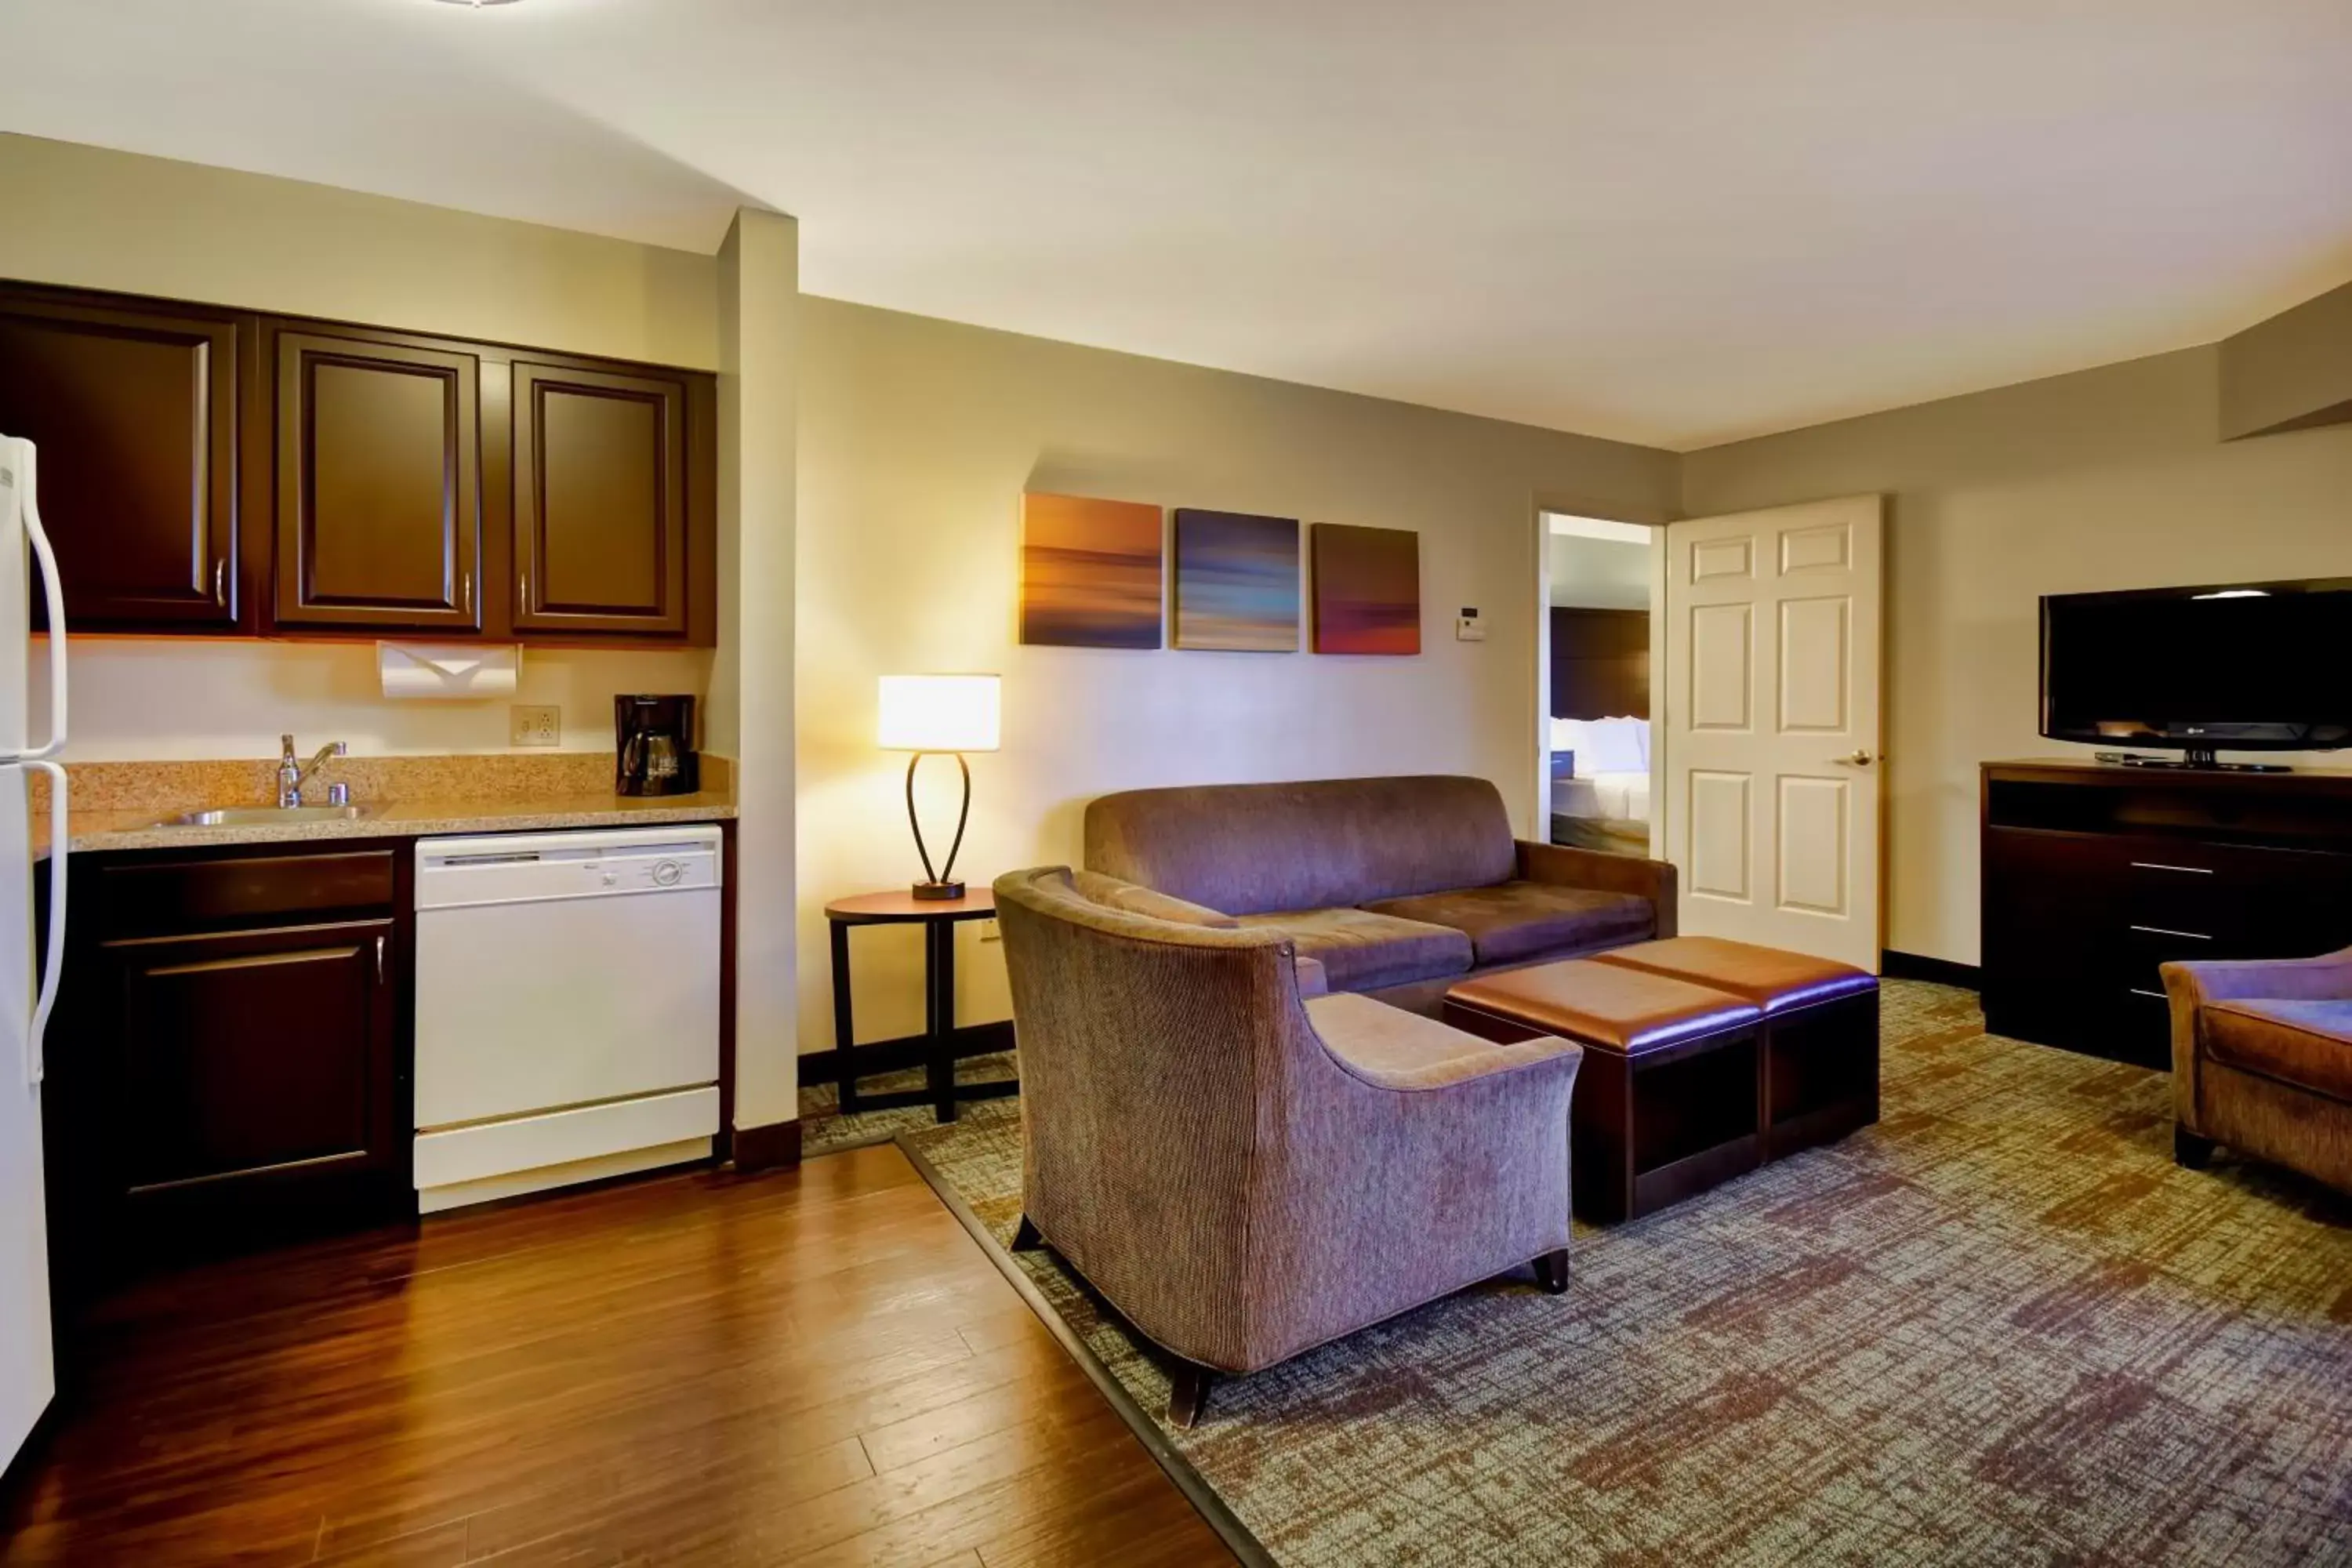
379,642,522,700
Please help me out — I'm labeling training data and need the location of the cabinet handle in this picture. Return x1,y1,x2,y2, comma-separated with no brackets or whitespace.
2129,987,2168,1000
212,559,227,607
2129,924,2211,941
375,935,386,985
461,569,472,615
519,569,529,613
2130,862,2212,875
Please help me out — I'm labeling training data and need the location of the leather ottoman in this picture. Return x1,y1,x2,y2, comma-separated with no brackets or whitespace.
1593,937,1880,1160
1446,960,1764,1222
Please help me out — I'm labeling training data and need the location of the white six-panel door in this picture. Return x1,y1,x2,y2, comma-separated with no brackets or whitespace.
1662,496,1883,971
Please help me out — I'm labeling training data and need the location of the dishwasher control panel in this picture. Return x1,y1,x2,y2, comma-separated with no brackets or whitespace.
416,826,724,911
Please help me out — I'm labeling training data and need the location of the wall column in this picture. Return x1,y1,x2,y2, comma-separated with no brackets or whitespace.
714,207,800,1153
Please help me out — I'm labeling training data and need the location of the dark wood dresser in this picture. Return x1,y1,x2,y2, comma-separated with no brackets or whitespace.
1980,759,2352,1066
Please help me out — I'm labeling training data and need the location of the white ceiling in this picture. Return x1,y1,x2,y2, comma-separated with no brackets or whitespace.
5,0,2350,449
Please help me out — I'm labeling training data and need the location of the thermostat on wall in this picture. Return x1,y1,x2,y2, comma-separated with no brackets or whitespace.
1455,608,1486,642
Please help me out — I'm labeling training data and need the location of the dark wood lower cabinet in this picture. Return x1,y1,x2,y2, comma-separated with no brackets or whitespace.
110,918,398,1213
45,844,413,1311
1980,760,2352,1066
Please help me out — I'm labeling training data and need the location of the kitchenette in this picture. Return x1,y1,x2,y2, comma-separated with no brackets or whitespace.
0,274,745,1383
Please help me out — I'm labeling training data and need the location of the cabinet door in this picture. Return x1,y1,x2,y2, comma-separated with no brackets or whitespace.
275,331,481,631
107,918,397,1209
0,290,242,630
510,361,688,637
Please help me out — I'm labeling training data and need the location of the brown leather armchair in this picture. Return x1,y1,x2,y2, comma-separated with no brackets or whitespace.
2161,947,2352,1193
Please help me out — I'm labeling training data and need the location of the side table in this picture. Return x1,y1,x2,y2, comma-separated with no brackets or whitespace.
824,888,1015,1123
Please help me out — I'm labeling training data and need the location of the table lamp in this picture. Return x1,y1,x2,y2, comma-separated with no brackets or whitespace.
878,673,1001,900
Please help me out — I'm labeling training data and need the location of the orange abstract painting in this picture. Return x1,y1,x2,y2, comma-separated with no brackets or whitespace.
1019,493,1164,648
1311,523,1420,655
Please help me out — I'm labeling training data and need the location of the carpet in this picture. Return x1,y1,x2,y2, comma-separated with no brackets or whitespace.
825,982,2352,1566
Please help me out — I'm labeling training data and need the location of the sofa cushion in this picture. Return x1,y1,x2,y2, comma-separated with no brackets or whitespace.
1085,775,1517,916
1234,907,1474,993
1071,869,1239,929
2204,999,2352,1105
1363,880,1654,966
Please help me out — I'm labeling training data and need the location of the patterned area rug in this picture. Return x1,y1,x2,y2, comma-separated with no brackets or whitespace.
836,982,2352,1566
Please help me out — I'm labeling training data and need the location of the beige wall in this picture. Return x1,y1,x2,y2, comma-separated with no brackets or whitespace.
797,298,1679,1049
38,640,709,762
0,133,725,766
0,133,717,367
1548,533,1652,611
1682,344,2352,968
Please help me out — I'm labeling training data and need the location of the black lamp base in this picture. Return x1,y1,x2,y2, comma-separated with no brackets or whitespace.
910,880,967,902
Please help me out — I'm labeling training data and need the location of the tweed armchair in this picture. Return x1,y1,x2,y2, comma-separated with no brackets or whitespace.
994,866,1583,1426
2162,946,2352,1194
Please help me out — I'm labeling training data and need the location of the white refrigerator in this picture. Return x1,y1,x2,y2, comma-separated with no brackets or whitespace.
0,434,71,1474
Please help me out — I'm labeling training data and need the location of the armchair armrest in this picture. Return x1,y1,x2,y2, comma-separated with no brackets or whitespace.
1516,840,1679,937
2161,946,2352,1131
1305,993,1582,1092
2161,947,2352,1007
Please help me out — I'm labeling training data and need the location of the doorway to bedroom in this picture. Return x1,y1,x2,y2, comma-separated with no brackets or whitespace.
1541,512,1657,856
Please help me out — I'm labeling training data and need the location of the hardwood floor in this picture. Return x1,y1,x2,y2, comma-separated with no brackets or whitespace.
2,1144,1235,1567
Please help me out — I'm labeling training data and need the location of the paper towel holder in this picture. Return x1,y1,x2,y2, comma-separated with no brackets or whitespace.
378,641,523,701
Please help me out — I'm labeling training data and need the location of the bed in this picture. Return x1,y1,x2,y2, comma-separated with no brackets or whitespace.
1548,717,1652,855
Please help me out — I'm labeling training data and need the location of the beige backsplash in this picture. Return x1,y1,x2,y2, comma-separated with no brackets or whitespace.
34,752,735,815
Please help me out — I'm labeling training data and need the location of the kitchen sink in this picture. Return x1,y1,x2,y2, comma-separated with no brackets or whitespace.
154,805,371,827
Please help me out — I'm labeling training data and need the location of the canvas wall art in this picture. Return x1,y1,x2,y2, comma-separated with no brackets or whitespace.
1173,509,1299,652
1019,492,1164,648
1311,522,1421,655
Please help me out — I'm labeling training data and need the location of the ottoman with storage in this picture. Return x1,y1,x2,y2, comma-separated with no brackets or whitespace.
1593,937,1880,1160
1445,959,1764,1222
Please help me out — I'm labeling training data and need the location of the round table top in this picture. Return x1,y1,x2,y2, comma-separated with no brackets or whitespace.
825,887,997,923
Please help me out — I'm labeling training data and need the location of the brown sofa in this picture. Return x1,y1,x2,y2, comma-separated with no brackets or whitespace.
995,865,1585,1426
2163,947,2352,1194
1085,775,1677,1013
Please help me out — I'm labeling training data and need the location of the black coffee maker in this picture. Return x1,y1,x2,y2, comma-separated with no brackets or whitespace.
615,695,700,796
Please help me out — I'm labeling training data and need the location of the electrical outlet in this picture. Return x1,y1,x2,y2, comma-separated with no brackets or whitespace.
510,704,561,747
978,919,1002,943
1455,606,1487,641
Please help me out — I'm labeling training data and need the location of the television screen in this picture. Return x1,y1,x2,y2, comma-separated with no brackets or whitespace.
2041,579,2352,754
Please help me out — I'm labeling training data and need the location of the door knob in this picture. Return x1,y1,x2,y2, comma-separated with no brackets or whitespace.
1835,750,1878,768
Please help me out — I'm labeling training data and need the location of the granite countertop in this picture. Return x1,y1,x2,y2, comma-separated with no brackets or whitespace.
34,753,737,857
55,791,737,855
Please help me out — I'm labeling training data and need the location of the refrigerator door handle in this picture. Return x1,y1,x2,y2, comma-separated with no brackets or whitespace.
15,442,67,761
24,760,64,1087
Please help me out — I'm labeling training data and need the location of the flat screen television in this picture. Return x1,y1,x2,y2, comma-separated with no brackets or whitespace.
2041,579,2352,768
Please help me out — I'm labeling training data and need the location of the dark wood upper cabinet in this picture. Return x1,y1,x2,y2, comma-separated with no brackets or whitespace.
0,289,245,631
274,330,482,633
510,361,689,637
0,281,714,645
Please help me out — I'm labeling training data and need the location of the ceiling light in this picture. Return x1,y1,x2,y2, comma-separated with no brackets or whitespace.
433,0,524,7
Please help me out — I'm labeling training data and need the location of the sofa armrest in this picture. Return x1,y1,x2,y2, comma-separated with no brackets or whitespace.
1516,840,1679,937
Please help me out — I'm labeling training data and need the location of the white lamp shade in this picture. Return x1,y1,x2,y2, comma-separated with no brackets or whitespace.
878,674,1001,753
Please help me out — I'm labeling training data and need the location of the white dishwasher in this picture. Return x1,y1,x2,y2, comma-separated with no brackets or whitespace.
413,825,723,1214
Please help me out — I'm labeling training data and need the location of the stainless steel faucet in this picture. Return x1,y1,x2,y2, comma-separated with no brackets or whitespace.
278,735,347,808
